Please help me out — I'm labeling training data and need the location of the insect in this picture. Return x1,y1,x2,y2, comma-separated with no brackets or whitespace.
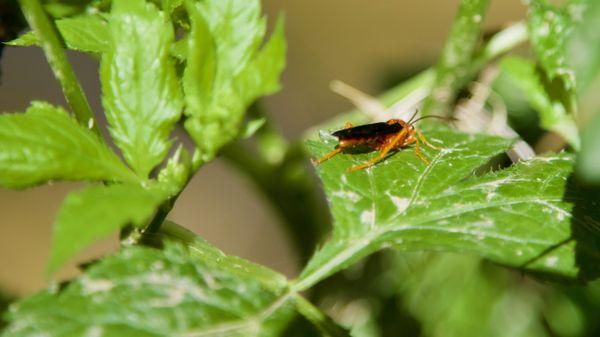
313,113,448,172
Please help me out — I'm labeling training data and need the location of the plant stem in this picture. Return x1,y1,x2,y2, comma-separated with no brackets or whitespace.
421,0,491,117
17,0,100,135
293,294,351,337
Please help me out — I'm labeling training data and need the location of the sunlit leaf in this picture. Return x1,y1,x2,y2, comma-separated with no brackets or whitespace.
6,14,109,54
0,102,137,189
101,0,183,178
296,123,600,290
527,0,577,91
48,183,171,274
6,239,295,337
183,0,286,162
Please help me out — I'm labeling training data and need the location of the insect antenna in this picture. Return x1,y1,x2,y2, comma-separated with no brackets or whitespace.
409,115,457,126
406,109,420,124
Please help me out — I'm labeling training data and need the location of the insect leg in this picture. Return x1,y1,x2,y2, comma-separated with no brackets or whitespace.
416,129,441,150
348,129,408,171
313,147,343,165
413,136,430,165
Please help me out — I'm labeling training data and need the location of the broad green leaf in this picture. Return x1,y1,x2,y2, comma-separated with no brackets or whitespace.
296,123,600,290
48,183,171,274
500,56,580,149
0,102,137,189
101,0,183,178
183,0,286,162
6,240,295,337
527,0,577,91
56,14,110,53
236,16,286,105
6,15,109,54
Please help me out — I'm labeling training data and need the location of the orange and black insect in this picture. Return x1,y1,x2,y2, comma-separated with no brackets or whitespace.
313,113,449,172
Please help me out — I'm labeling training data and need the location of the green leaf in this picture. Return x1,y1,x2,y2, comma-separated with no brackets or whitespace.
5,31,37,47
41,0,105,18
6,15,109,53
183,0,286,162
527,0,577,91
421,0,491,116
0,102,137,189
56,14,110,53
157,145,191,190
296,123,600,290
48,183,171,275
6,240,296,337
101,0,183,178
162,0,183,13
500,56,580,149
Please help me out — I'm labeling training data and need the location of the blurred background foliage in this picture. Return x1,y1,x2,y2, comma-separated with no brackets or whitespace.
1,0,600,336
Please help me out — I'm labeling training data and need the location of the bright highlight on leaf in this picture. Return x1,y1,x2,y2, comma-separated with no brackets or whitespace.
297,124,600,290
101,0,183,178
0,102,137,189
9,240,295,337
47,183,171,275
183,0,286,162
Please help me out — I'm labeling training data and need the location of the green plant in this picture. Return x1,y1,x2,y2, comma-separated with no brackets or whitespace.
1,0,599,336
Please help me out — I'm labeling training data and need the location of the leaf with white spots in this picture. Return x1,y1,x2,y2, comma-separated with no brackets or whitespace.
527,0,578,91
3,239,296,337
296,123,600,291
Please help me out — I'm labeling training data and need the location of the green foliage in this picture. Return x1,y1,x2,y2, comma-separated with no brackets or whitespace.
298,124,599,290
0,102,137,188
3,0,600,335
422,0,490,116
101,0,183,178
7,14,109,53
48,183,171,275
5,239,295,337
527,0,578,92
183,0,286,162
500,56,580,149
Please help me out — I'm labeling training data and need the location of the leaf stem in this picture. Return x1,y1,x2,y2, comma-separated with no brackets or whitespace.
421,0,492,116
17,0,100,135
293,294,351,337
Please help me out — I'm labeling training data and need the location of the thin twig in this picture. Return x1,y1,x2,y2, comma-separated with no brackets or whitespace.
18,0,100,135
